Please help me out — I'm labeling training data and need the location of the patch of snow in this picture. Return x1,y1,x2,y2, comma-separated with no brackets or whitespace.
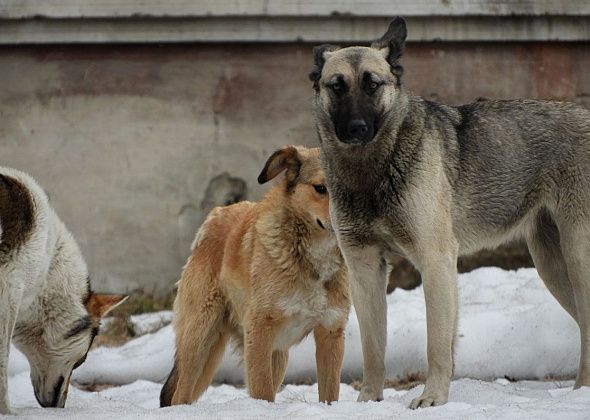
101,311,173,337
7,372,590,419
129,311,174,336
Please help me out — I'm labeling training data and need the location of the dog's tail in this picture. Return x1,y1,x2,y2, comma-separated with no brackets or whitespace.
159,356,179,407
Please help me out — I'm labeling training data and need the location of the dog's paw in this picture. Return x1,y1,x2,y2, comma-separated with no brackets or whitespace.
0,404,12,415
409,391,447,409
357,386,384,402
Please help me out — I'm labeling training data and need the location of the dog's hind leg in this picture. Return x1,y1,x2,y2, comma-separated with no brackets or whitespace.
188,330,229,402
0,279,23,414
526,210,577,320
314,324,345,403
169,287,227,405
339,245,387,402
271,350,288,394
558,221,590,388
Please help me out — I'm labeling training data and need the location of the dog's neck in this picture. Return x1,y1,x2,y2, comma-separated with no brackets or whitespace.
301,230,343,284
258,187,342,282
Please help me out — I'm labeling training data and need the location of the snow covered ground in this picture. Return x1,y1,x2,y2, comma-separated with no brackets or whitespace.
6,267,590,418
8,373,590,420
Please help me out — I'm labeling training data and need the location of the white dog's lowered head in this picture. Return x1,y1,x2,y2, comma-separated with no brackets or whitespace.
25,288,128,409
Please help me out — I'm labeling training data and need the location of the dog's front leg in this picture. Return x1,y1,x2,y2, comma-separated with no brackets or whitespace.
340,245,388,402
409,244,458,409
244,313,279,402
314,323,345,403
0,322,11,415
0,283,22,414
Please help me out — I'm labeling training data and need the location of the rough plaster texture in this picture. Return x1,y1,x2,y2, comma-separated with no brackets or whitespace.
1,42,589,293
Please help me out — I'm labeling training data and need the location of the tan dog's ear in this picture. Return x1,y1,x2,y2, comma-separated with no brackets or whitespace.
257,146,301,185
85,293,129,318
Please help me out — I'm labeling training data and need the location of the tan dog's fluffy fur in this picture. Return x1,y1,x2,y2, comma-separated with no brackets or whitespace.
160,146,350,406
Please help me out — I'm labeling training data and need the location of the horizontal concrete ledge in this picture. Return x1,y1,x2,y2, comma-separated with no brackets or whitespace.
1,16,589,44
2,0,590,19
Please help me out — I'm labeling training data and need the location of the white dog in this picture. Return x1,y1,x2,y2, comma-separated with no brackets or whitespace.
0,167,126,413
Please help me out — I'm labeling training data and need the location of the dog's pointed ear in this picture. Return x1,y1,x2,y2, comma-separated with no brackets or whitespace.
371,16,407,85
309,44,340,89
85,293,129,318
258,146,301,185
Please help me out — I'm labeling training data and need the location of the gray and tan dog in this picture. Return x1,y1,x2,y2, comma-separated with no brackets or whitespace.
310,17,590,408
0,167,127,413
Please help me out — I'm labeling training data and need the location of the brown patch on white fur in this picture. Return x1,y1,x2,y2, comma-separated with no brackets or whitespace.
0,175,35,258
160,146,350,407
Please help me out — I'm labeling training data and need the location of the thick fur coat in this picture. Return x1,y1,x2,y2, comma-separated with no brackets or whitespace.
0,167,126,413
310,17,590,408
160,147,350,407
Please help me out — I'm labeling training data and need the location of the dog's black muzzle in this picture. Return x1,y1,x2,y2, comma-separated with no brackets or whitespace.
335,118,376,145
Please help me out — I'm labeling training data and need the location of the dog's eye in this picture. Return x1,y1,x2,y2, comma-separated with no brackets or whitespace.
368,81,380,91
313,184,327,194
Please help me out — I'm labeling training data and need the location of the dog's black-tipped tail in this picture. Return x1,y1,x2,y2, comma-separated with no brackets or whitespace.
160,359,179,407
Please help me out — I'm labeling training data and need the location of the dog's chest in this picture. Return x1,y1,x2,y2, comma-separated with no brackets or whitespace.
305,235,343,283
273,256,344,351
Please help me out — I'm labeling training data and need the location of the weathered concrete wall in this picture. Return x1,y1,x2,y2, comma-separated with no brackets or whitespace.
1,42,589,293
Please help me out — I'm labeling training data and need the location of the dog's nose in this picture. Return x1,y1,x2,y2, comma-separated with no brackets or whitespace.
35,375,66,408
347,119,368,138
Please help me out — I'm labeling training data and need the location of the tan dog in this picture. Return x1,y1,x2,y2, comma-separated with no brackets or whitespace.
160,146,350,406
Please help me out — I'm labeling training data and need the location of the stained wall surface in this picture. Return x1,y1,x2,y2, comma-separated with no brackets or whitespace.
1,42,588,292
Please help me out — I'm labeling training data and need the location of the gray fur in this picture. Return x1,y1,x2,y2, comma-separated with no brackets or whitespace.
312,16,590,408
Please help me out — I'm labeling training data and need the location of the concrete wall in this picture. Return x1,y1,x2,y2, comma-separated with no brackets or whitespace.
3,1,590,43
1,41,589,293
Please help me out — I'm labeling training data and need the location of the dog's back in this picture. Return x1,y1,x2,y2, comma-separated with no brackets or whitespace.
440,98,590,251
0,167,57,284
185,200,258,296
191,201,257,256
